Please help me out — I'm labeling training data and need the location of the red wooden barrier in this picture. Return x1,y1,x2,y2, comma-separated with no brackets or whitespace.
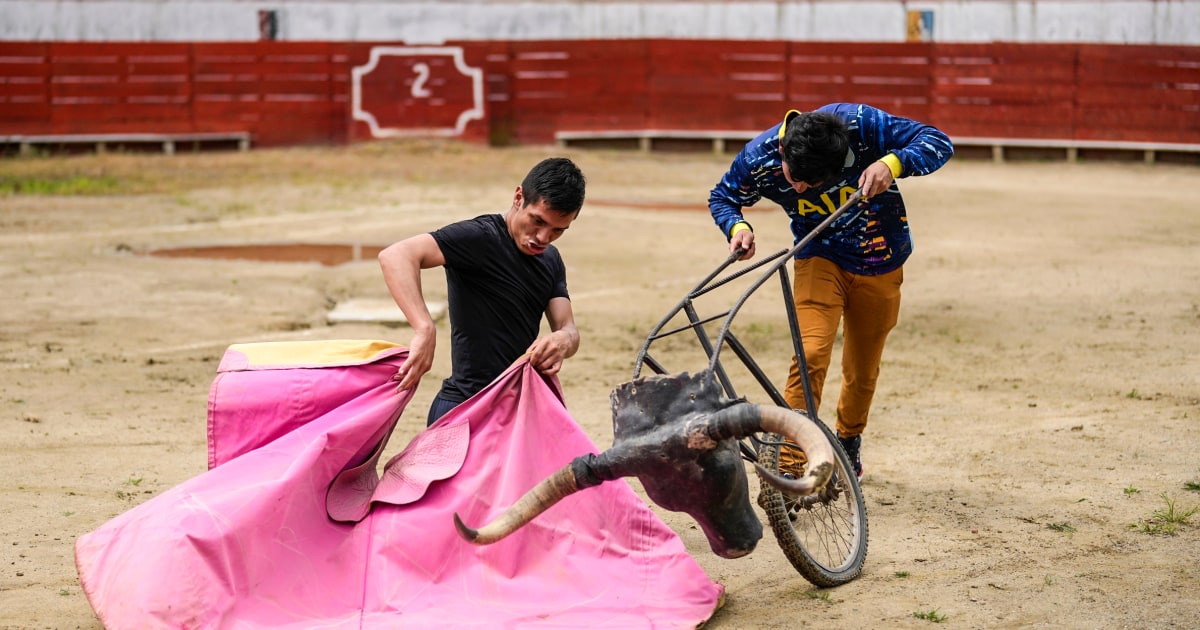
498,40,650,144
344,41,490,144
2,40,1199,152
192,42,347,146
1075,44,1200,144
44,42,193,135
0,42,348,147
930,43,1078,140
478,40,516,145
0,42,50,131
646,39,786,131
788,42,933,124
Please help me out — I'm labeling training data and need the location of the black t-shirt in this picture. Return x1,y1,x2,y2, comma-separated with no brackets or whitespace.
431,214,570,402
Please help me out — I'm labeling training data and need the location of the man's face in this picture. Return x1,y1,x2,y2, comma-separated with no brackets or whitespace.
507,188,577,256
780,158,822,194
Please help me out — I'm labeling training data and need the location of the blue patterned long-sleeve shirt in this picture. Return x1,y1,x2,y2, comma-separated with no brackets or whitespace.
709,103,954,275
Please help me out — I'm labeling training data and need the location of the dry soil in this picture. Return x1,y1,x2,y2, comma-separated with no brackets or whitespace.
1,140,1198,629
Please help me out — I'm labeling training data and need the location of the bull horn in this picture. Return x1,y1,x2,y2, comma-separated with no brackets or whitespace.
753,405,835,495
706,403,834,496
454,464,580,545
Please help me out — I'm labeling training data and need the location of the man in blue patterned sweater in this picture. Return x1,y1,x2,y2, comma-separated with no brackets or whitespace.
708,103,954,481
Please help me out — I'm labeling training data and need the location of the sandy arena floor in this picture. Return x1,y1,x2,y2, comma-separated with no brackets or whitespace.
1,141,1198,628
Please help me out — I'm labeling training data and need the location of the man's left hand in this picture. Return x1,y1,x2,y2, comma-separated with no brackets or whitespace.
858,160,895,200
527,331,570,376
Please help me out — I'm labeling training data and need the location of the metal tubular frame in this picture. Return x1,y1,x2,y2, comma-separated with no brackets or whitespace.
631,190,865,461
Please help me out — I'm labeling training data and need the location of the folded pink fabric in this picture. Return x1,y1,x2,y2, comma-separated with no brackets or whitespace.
75,340,724,628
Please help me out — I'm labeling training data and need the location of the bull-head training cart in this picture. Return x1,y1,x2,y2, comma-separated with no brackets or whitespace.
456,192,870,589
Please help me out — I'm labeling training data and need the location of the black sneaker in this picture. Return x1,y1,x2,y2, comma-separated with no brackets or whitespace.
838,433,863,480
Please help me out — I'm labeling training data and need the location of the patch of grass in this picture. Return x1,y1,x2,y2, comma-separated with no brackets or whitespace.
913,609,947,623
1130,493,1199,536
802,590,831,602
1152,494,1197,523
1046,521,1076,533
1123,484,1140,496
114,473,148,501
220,200,255,216
0,174,121,196
894,571,911,578
731,317,783,354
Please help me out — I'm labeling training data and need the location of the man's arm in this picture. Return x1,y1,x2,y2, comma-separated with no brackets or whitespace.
709,151,761,260
854,104,954,179
527,296,578,376
844,103,953,200
378,233,446,390
708,153,758,238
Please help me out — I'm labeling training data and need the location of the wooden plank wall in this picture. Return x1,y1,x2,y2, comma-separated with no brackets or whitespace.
645,40,788,131
503,40,651,144
50,43,193,135
788,42,933,124
0,42,349,146
191,42,349,146
347,41,490,144
1075,44,1200,144
931,43,1078,140
0,42,55,132
2,40,1198,149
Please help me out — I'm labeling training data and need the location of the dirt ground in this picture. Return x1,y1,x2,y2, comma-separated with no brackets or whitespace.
2,140,1198,629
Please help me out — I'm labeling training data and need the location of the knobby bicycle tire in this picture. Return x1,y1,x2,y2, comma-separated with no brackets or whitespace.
756,412,868,587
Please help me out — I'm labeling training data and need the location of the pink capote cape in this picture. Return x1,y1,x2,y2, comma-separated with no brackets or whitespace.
75,339,724,628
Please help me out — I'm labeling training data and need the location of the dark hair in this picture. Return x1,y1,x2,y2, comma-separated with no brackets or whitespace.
780,112,850,186
521,157,586,215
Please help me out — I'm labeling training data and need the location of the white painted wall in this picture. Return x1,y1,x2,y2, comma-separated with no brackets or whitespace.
1,0,1198,45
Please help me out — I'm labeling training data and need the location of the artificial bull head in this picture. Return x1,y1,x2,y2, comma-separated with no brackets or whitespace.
453,370,834,558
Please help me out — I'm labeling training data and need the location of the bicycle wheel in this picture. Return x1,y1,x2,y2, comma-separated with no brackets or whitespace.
756,410,868,587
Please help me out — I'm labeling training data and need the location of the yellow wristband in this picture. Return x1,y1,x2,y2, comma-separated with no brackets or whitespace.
730,222,751,238
880,153,902,178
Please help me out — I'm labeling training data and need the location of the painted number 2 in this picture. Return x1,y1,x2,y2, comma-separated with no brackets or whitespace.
411,62,432,98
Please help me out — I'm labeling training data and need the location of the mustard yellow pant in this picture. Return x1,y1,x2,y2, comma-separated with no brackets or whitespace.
779,257,902,473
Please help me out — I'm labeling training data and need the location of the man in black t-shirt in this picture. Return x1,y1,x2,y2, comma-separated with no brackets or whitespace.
378,157,587,425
